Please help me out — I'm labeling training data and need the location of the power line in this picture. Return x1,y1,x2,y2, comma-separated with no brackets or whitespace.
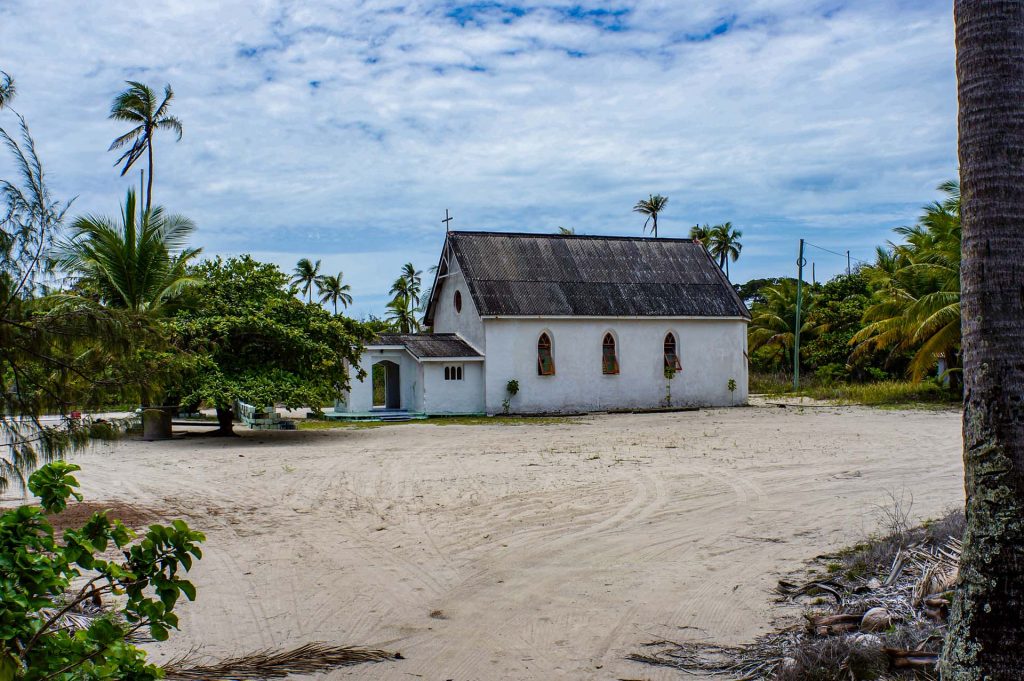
803,241,873,266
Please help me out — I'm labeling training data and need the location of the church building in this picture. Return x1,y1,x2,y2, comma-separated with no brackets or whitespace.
341,231,750,416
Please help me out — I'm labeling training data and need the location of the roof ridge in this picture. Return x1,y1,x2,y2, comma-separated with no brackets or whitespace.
448,230,701,244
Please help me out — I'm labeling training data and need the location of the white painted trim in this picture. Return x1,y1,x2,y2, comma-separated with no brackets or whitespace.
419,356,485,363
480,315,750,322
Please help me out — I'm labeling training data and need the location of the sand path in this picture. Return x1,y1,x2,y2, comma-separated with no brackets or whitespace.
62,405,963,680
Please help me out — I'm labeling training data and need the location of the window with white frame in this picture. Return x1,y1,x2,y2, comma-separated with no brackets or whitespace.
444,365,464,381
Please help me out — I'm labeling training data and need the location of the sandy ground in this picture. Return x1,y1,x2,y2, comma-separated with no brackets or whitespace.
50,405,964,680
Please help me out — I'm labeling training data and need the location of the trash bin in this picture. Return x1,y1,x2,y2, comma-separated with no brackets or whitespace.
141,406,175,441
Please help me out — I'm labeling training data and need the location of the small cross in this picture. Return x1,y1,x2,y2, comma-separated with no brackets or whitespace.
442,209,453,232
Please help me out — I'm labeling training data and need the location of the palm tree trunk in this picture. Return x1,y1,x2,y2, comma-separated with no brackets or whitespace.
653,215,657,238
943,3,1024,678
146,134,154,213
333,299,337,315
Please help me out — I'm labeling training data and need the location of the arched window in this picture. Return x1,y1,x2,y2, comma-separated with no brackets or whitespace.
664,332,682,377
537,332,555,375
602,333,619,375
454,290,462,313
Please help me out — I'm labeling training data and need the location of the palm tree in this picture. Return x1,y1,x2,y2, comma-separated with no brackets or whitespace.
633,194,669,237
747,279,815,372
851,181,961,391
108,81,182,213
386,296,418,333
557,226,576,235
316,271,352,314
689,223,712,249
943,4,1024,676
0,71,14,109
709,222,743,279
56,189,200,314
394,262,422,308
291,258,321,303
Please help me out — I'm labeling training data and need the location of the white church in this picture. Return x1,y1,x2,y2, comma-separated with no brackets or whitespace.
340,230,750,416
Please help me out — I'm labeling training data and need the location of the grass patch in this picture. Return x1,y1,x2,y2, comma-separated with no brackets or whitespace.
750,372,960,408
298,414,579,430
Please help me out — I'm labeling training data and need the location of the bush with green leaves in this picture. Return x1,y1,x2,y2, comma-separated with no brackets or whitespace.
0,462,204,680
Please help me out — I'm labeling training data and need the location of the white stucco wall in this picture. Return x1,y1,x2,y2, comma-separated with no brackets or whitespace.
345,349,423,413
429,260,486,351
482,318,748,414
422,361,486,414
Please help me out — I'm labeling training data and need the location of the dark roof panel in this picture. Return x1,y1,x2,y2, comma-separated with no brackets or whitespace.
374,333,482,358
445,231,749,318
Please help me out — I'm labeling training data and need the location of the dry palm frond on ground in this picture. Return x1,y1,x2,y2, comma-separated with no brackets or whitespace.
631,511,964,681
162,642,400,680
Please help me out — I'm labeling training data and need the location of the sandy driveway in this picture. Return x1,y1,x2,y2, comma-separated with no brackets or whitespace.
61,405,963,680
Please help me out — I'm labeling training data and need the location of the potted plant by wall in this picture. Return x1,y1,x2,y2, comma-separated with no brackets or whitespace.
503,379,520,415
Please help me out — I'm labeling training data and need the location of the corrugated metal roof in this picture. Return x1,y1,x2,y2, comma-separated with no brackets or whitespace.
374,333,482,358
435,231,749,319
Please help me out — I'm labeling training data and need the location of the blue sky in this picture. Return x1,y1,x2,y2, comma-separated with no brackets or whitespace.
0,0,956,318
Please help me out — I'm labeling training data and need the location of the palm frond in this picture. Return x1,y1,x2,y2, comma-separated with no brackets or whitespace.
162,643,398,680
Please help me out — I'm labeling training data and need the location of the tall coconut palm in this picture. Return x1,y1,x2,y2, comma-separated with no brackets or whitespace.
392,262,422,308
57,189,200,314
0,71,14,109
689,223,712,249
709,222,743,279
386,296,418,333
943,3,1024,677
317,271,352,314
291,258,321,303
108,81,182,213
633,194,669,237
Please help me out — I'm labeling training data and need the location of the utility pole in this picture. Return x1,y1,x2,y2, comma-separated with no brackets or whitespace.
846,250,851,276
812,261,816,285
794,238,805,391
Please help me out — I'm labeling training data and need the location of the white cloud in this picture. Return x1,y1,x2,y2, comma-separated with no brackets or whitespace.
0,0,956,311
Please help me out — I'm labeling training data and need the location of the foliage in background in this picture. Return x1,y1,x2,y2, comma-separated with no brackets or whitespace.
290,257,321,304
633,194,668,238
742,181,962,400
0,462,204,680
168,255,373,433
852,181,962,392
316,271,352,314
386,262,422,333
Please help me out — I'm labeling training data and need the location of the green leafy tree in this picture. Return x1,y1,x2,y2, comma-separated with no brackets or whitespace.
633,194,668,237
108,81,182,213
291,257,321,304
169,256,372,434
735,277,789,307
316,271,352,314
56,189,200,314
709,222,743,279
0,461,204,679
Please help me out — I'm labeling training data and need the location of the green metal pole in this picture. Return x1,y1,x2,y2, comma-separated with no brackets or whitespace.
794,238,805,391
